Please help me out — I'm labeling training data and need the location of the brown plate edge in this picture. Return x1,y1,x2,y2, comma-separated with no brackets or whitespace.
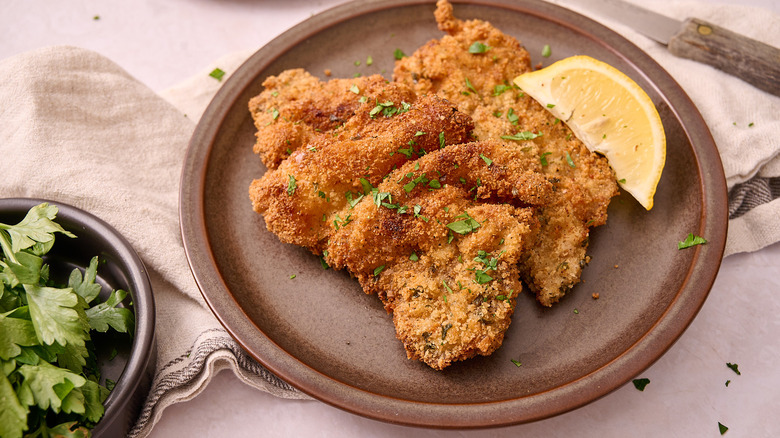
179,0,729,428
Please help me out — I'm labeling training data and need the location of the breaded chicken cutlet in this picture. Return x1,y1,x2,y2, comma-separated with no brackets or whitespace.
249,73,474,252
248,72,552,369
393,0,619,306
326,140,551,369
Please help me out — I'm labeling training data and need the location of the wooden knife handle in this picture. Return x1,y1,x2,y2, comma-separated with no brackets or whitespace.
668,18,780,96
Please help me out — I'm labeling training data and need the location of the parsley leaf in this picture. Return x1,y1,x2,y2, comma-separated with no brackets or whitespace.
85,289,134,333
446,212,481,235
25,284,90,349
209,68,225,81
541,44,552,58
0,203,75,254
565,151,575,168
678,233,707,249
394,48,406,60
17,361,87,412
726,362,741,375
68,256,102,304
287,175,297,196
632,378,650,391
468,41,491,53
501,131,542,142
718,422,728,435
493,84,512,96
0,372,28,438
540,151,552,166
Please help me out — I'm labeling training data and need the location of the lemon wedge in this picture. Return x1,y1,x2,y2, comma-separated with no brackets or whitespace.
513,55,666,210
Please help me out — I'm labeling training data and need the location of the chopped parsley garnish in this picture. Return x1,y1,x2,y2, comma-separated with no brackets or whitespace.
373,265,386,276
442,280,453,293
394,48,406,60
465,77,479,95
396,147,414,158
726,362,741,375
718,422,728,435
349,84,360,94
415,131,426,137
474,270,493,284
539,152,552,166
289,274,296,279
366,55,373,66
546,103,556,108
565,151,576,168
369,100,411,118
439,132,446,148
618,178,627,184
511,359,522,367
345,191,363,208
320,251,330,269
468,41,491,53
410,252,419,261
428,179,442,189
501,131,542,142
287,175,297,196
678,233,707,249
209,67,226,81
480,154,493,166
632,378,650,391
446,212,481,235
333,213,353,230
359,178,374,195
506,108,519,125
493,84,512,96
270,107,280,120
725,380,731,387
541,44,552,58
372,190,392,207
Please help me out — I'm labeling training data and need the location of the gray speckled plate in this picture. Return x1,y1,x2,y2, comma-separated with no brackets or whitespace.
179,0,727,428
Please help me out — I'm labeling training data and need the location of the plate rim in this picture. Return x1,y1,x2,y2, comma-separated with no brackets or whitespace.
179,0,728,428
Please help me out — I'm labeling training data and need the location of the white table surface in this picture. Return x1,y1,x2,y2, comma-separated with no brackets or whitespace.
4,1,779,437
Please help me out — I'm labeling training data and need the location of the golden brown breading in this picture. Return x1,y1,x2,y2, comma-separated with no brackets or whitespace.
393,0,619,306
249,75,474,252
326,141,549,369
249,70,418,169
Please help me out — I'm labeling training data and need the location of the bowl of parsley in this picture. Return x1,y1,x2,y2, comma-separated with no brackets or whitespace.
0,198,156,438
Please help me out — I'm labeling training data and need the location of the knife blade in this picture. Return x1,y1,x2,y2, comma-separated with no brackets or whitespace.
575,0,780,96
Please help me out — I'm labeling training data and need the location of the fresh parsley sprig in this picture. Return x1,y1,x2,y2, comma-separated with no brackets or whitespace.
0,203,135,438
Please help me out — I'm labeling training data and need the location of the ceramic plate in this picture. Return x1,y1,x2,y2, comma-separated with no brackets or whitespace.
179,0,727,427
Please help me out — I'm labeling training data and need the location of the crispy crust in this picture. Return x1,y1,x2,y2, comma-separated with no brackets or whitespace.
393,0,619,306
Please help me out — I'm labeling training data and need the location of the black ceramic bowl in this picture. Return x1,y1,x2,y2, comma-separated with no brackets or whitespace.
0,198,156,437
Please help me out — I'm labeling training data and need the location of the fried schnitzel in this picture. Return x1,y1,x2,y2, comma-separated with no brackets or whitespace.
246,0,621,369
326,140,550,369
393,0,619,306
248,71,551,369
249,72,474,252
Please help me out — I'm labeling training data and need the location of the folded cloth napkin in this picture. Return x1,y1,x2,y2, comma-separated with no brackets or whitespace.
0,1,777,437
0,46,310,438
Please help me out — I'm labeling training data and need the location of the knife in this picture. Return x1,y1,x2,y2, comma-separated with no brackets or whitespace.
575,0,780,96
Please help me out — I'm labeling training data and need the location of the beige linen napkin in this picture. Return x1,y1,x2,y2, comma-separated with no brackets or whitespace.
0,46,308,438
0,1,778,437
